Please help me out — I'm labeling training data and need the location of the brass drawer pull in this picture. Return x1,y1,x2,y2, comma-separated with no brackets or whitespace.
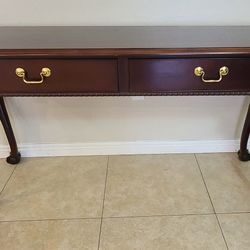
15,67,51,84
194,66,229,83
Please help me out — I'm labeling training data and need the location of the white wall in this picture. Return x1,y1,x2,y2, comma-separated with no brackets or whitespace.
0,0,249,157
0,0,250,26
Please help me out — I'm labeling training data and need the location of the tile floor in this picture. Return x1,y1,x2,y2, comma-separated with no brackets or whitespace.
0,153,249,249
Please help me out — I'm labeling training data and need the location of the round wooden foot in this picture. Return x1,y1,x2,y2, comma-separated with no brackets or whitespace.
238,150,250,161
6,152,21,164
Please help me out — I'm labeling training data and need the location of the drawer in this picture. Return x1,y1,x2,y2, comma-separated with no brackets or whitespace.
0,59,118,94
129,58,250,93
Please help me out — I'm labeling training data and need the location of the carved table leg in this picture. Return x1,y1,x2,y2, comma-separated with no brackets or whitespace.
0,97,21,164
238,104,250,161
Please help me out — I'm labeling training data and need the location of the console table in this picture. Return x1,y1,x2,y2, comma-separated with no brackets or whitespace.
0,26,250,164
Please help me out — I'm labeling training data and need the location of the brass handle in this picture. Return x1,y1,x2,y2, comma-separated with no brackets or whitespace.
15,67,51,84
194,66,229,83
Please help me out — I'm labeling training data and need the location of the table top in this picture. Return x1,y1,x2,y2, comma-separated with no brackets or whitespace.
1,26,250,49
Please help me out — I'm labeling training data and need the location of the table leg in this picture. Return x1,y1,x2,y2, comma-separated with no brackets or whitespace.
238,104,250,161
0,97,21,164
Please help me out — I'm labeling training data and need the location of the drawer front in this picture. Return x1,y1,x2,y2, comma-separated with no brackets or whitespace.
129,58,250,93
0,59,118,94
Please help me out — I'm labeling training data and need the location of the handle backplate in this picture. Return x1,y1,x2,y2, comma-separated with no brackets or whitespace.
194,66,229,83
15,67,51,84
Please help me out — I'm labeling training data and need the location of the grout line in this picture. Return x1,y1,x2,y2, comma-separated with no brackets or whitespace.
2,211,249,224
216,215,229,250
5,211,250,224
194,154,216,214
194,154,229,250
102,213,215,220
0,212,217,224
209,214,229,250
0,165,17,196
0,217,101,223
217,211,250,215
97,155,109,250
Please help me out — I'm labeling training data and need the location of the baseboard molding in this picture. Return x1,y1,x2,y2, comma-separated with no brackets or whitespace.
0,140,241,158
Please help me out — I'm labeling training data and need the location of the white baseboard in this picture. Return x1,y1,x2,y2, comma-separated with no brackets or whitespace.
0,140,240,158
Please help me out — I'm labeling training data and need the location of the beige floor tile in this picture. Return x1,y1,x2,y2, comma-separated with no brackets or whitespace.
218,213,250,250
100,215,227,250
104,154,213,217
0,156,107,221
196,153,250,213
0,158,15,192
0,218,100,250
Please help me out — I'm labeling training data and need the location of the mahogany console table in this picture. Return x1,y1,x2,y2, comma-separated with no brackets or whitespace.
0,26,250,164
